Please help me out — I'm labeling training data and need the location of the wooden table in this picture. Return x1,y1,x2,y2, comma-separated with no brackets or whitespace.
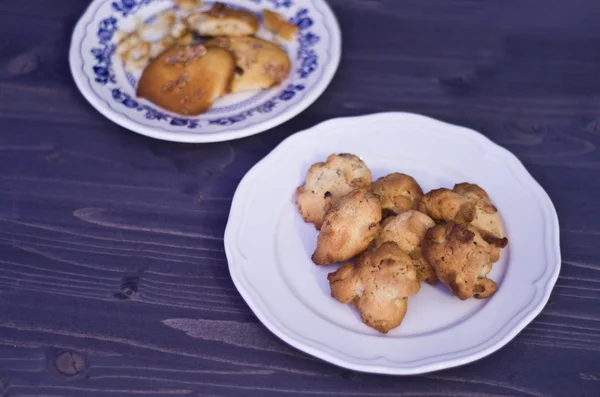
1,0,599,396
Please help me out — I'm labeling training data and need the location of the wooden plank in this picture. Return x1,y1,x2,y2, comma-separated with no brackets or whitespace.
1,0,599,396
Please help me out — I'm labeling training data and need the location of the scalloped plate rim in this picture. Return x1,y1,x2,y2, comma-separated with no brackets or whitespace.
224,111,561,375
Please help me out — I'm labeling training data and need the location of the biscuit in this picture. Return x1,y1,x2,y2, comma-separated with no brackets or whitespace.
418,188,476,224
174,0,204,12
295,154,372,230
138,9,178,42
372,173,424,217
419,183,508,262
380,215,396,229
137,45,235,116
205,36,291,93
327,242,421,333
186,2,259,37
422,223,497,300
116,9,195,73
149,30,194,59
452,183,508,259
374,210,437,284
116,32,151,73
312,189,382,265
409,247,438,285
262,9,299,41
375,210,435,253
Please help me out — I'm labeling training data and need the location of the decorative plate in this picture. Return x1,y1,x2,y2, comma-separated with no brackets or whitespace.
69,0,341,142
224,112,561,374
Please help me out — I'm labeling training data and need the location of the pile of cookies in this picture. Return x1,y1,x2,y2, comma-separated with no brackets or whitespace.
295,154,509,334
114,1,297,116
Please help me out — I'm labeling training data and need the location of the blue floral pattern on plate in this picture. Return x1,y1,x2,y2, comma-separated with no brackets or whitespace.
89,0,319,129
111,0,153,16
71,0,340,141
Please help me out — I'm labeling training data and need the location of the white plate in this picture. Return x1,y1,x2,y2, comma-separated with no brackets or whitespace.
69,0,341,143
224,112,561,374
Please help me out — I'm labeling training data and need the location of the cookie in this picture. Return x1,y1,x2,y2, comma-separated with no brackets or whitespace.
148,30,194,59
327,242,420,333
115,9,193,73
380,215,396,229
186,2,259,37
422,223,497,300
204,36,291,93
262,9,299,41
174,0,204,12
419,183,508,262
137,45,235,116
312,189,382,265
372,173,424,217
452,183,508,260
295,154,372,230
374,210,437,284
116,32,151,73
375,210,435,253
409,247,438,285
418,188,476,224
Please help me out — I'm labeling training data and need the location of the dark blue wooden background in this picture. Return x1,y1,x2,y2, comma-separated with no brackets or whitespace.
1,0,599,396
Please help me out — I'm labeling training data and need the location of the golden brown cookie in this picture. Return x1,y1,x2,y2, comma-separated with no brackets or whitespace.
422,223,497,300
327,242,421,333
419,184,508,262
372,173,424,217
374,210,437,284
312,189,382,265
116,32,151,73
174,0,204,12
137,9,178,41
452,183,508,257
137,45,235,116
418,188,476,224
205,36,291,93
374,210,435,253
295,154,372,230
186,2,259,37
115,9,193,73
148,30,194,59
262,9,299,41
410,247,438,285
380,215,396,229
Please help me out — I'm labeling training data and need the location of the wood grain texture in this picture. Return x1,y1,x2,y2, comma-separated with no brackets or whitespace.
1,0,600,396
